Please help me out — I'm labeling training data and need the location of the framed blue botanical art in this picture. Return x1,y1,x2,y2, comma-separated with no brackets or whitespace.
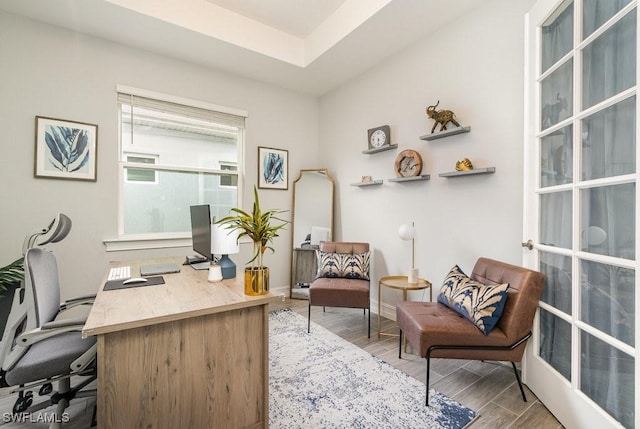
258,146,288,190
35,116,98,181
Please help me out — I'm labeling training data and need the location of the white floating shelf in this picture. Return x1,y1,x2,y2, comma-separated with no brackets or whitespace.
438,167,496,178
351,180,383,187
388,175,431,182
362,144,398,154
420,126,471,141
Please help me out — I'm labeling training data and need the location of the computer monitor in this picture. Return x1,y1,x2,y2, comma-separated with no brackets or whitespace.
189,204,212,263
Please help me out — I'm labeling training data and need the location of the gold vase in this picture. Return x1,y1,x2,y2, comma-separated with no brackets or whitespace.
244,267,269,296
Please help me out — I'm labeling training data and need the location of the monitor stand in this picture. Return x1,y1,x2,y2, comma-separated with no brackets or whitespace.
191,261,210,270
184,255,210,270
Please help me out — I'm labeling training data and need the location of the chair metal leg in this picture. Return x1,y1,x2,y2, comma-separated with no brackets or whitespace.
398,330,403,359
420,333,533,405
367,308,370,338
421,356,527,407
511,361,527,402
426,355,431,406
308,302,311,333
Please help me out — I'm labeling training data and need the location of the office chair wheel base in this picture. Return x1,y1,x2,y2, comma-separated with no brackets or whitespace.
13,391,33,413
39,383,53,395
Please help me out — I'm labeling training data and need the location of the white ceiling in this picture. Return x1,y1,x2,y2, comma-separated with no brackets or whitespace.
0,0,485,95
204,0,347,38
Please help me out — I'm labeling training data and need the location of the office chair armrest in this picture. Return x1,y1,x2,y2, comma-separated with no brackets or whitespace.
59,294,96,310
16,320,87,347
42,318,87,329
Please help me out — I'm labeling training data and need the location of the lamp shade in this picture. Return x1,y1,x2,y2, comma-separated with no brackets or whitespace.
582,226,607,246
398,222,418,283
212,224,240,255
398,223,415,241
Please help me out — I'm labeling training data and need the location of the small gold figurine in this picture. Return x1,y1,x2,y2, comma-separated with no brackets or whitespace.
426,100,460,133
455,158,473,171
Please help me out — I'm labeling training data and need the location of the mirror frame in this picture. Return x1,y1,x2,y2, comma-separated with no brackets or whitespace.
289,168,335,299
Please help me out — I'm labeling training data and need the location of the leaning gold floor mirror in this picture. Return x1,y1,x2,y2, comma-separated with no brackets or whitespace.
290,168,334,299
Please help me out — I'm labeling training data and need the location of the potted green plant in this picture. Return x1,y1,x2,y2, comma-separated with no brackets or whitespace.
0,258,23,291
0,257,23,335
216,186,288,295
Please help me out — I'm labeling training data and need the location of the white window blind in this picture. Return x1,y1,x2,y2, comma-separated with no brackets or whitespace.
116,92,246,129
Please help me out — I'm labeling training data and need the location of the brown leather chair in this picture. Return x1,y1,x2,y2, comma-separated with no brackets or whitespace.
308,242,371,337
396,257,544,405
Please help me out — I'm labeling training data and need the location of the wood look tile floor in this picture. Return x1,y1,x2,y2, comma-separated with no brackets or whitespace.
284,299,563,429
0,298,563,428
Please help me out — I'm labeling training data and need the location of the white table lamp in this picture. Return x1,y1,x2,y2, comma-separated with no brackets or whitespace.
398,222,418,284
212,224,240,279
582,225,607,246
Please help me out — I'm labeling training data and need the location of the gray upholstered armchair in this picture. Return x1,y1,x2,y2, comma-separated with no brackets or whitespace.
308,242,371,337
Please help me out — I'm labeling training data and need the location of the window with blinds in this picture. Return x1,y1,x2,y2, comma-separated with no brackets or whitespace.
117,87,245,237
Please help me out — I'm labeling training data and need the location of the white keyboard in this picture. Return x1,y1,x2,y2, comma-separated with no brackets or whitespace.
108,266,131,281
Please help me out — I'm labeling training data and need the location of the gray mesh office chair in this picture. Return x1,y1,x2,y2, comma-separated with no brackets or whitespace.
0,214,97,428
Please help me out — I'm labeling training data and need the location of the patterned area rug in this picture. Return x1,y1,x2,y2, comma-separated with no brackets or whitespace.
269,309,477,428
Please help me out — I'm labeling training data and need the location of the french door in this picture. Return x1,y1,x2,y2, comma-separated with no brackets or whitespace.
524,1,638,428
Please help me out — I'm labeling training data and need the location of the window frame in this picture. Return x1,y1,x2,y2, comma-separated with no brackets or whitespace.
124,153,159,184
219,161,239,188
105,85,247,252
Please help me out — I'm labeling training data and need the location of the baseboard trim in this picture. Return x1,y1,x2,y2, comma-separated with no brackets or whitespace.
270,285,289,300
372,300,397,321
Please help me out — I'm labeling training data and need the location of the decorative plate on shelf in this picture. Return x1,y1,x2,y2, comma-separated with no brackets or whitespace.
394,150,423,177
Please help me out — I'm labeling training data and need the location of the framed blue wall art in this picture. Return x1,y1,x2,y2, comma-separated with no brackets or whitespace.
35,116,98,181
258,146,288,190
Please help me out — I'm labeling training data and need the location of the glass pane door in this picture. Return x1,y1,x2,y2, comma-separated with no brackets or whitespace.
525,1,638,428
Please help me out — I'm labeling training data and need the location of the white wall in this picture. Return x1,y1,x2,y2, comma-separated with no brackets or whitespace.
0,1,535,311
319,0,535,318
0,12,319,299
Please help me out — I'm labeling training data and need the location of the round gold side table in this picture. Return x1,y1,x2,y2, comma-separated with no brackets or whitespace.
377,275,432,339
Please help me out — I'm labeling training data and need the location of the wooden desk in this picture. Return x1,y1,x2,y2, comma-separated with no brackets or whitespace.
83,258,281,428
